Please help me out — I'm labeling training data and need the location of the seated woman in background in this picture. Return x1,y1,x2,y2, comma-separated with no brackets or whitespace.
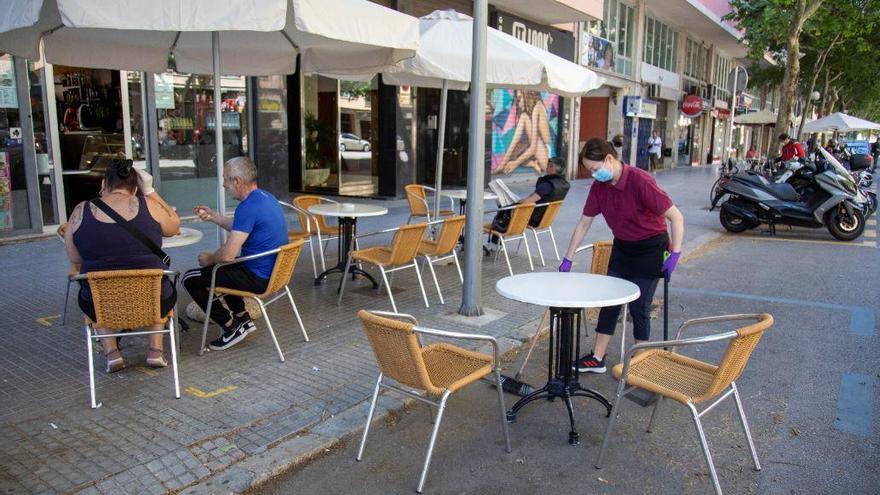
64,159,180,373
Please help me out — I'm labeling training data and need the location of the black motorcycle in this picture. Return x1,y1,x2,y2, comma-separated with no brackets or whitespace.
711,155,872,241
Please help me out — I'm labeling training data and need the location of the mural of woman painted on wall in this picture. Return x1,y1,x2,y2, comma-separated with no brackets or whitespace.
491,89,558,175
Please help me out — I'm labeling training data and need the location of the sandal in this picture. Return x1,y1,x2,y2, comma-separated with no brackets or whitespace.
146,347,168,368
105,349,125,374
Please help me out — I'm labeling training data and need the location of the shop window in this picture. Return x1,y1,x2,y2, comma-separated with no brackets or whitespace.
154,72,248,213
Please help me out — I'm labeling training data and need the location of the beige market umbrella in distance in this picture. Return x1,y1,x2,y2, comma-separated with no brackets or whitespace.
0,0,419,240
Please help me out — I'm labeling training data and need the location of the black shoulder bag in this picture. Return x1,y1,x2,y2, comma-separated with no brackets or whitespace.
91,198,171,266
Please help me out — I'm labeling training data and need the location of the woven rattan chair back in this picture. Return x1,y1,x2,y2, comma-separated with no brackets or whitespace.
433,215,465,255
534,200,564,230
589,240,613,275
262,240,305,296
388,223,429,266
86,269,167,330
293,195,334,231
404,184,429,217
702,314,774,399
358,310,441,395
506,203,536,236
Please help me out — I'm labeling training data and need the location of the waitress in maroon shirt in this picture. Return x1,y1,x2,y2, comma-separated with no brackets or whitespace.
559,138,684,373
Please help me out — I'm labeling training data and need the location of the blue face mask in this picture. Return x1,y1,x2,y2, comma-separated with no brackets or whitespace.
593,164,613,182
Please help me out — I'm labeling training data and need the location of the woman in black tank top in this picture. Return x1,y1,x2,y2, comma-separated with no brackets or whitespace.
64,159,181,373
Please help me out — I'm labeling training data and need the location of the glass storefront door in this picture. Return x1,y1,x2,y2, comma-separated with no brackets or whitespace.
338,78,377,196
0,54,34,234
301,74,340,193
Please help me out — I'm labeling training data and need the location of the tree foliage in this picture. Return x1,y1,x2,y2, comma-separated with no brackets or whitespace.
727,0,880,140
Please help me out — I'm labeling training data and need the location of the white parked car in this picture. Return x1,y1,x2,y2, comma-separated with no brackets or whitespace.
339,132,370,152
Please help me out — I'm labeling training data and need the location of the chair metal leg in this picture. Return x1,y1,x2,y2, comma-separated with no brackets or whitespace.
357,374,383,461
494,368,512,453
85,324,100,409
452,251,463,284
63,279,72,325
548,227,560,261
500,238,514,276
688,402,723,495
167,319,181,399
379,267,397,313
316,232,327,271
412,261,430,308
255,298,285,362
732,382,761,471
647,396,663,432
595,379,627,468
417,391,450,493
306,238,318,278
531,229,546,267
522,234,534,271
337,254,354,306
424,256,444,305
200,287,217,356
285,286,309,342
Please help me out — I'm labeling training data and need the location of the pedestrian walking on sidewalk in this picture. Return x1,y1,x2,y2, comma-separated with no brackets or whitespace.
183,157,287,351
558,138,684,373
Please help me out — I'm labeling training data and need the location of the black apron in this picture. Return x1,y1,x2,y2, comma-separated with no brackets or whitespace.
608,233,669,279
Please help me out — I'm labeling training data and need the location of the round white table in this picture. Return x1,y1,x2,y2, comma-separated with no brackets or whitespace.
161,227,204,248
308,203,388,288
440,189,498,215
496,272,640,445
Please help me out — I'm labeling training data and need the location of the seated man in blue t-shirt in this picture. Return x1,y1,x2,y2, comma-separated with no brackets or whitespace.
183,157,288,351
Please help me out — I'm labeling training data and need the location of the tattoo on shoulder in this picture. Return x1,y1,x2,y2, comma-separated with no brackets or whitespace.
129,197,138,214
69,203,84,230
88,202,100,219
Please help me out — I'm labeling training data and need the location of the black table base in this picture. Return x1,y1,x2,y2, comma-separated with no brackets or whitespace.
506,307,612,445
314,216,379,290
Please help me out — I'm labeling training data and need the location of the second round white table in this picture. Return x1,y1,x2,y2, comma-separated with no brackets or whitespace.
496,272,640,445
308,203,388,288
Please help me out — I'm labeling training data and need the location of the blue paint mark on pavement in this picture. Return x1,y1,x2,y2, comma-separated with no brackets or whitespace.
834,373,874,437
671,287,875,336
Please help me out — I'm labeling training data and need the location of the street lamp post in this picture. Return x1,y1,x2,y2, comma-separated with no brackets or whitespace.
725,65,748,163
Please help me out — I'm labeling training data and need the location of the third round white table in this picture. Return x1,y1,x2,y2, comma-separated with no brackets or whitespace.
496,272,640,445
440,189,498,215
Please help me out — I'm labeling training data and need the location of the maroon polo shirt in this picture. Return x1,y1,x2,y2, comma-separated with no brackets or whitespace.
582,164,673,241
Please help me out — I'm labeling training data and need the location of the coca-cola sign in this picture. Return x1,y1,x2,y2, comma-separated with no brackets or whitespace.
681,95,703,116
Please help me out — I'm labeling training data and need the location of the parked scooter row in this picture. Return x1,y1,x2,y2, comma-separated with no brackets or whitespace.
710,149,875,241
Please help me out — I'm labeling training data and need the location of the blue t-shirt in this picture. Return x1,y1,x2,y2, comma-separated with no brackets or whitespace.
231,189,287,279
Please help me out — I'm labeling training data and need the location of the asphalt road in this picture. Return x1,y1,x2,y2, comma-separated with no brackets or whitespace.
251,208,879,495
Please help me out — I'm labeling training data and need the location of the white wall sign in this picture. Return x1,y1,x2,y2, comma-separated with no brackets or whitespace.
0,59,18,109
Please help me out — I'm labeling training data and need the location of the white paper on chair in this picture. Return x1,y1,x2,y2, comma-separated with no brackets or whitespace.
489,179,520,207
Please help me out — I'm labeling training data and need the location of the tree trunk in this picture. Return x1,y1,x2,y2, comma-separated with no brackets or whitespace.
770,0,825,156
797,35,838,138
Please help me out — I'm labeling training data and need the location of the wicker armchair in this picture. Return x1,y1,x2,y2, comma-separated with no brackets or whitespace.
405,184,455,223
417,216,465,305
596,313,774,495
199,241,309,361
57,223,81,324
338,223,429,313
73,269,181,409
356,310,511,493
292,195,341,270
278,200,320,277
483,203,537,276
526,200,565,266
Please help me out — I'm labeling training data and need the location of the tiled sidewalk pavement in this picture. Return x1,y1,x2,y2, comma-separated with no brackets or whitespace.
0,167,721,494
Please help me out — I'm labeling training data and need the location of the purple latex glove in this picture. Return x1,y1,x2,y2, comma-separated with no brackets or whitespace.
558,258,573,272
662,251,681,280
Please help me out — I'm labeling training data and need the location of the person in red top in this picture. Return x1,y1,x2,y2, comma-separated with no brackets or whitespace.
558,138,684,373
779,133,805,161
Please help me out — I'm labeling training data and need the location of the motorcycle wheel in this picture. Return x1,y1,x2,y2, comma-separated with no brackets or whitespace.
826,206,865,241
720,207,751,233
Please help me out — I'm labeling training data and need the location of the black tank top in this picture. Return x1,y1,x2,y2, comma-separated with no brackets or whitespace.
73,196,171,300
